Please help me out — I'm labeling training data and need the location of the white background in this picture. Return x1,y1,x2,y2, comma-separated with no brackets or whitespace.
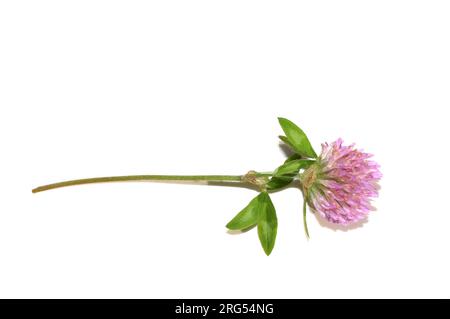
1,1,449,298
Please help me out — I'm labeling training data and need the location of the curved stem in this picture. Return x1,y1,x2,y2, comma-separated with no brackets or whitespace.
303,199,310,239
32,173,273,194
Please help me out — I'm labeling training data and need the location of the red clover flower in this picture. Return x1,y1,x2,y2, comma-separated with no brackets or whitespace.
33,118,382,255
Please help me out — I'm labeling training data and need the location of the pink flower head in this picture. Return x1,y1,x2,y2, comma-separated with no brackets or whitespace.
302,138,382,225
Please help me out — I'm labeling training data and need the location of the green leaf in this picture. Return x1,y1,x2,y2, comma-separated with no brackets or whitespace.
274,159,313,176
226,194,261,230
266,159,314,191
278,117,317,158
257,192,278,256
266,176,293,190
227,193,279,255
284,153,302,163
278,135,296,150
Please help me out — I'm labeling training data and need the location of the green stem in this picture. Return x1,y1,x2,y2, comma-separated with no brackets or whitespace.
32,173,273,194
303,199,310,239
